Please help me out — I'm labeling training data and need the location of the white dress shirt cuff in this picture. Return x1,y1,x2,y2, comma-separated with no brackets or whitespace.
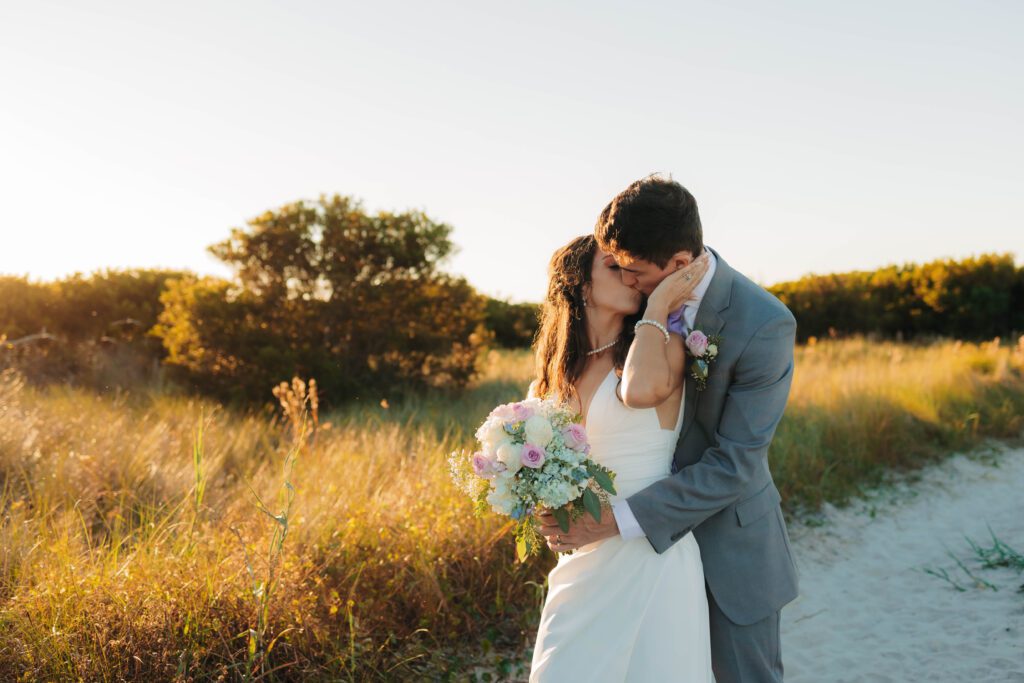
611,500,646,540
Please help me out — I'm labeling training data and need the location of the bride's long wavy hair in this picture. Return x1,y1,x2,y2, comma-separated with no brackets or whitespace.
533,235,637,405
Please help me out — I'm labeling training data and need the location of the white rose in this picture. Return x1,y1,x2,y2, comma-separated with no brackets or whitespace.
479,419,509,450
706,344,718,358
496,441,523,474
523,415,554,447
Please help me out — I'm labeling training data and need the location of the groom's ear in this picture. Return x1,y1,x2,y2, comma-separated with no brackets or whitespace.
667,250,695,271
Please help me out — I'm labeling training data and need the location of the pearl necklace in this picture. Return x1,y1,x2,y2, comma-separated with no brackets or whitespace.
586,337,620,356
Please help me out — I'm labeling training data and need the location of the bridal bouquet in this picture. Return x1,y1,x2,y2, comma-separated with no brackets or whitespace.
448,397,617,561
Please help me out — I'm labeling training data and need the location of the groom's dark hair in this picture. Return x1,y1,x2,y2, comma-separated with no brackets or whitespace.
595,174,704,268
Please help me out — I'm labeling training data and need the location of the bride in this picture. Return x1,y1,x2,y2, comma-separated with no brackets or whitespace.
527,234,714,682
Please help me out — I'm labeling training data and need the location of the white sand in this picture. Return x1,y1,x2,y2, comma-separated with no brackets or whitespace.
782,446,1024,682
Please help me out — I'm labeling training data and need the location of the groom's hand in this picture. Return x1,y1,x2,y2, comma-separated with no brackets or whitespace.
535,507,620,553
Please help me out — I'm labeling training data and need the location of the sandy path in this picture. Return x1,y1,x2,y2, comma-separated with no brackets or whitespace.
781,446,1024,682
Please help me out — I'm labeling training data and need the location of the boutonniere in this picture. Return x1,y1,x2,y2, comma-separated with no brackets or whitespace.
685,329,722,391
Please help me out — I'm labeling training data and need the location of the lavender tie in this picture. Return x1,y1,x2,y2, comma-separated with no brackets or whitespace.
666,304,688,336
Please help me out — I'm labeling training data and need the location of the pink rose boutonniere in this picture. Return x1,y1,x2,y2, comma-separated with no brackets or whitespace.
685,329,722,392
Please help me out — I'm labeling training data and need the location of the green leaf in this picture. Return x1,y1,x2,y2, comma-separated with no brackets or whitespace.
552,506,570,533
582,488,602,522
592,468,616,495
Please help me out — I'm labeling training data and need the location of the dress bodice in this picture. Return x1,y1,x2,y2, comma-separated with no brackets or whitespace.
584,370,685,499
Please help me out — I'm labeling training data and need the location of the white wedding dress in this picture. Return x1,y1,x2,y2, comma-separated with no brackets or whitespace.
530,369,714,682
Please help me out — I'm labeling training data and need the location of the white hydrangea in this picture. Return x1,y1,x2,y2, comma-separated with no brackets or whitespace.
487,477,517,515
521,397,543,413
537,479,575,509
560,447,584,465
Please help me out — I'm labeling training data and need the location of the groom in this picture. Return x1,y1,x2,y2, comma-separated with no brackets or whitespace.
540,175,800,682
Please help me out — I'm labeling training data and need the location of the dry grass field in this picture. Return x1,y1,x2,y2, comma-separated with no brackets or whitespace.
1,339,1022,681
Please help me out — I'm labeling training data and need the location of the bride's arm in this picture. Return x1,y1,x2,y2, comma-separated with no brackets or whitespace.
621,324,685,408
620,256,708,408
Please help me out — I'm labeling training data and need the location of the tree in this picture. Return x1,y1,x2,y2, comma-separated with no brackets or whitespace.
152,194,489,406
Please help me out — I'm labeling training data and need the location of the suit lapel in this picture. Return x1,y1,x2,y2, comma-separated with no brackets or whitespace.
677,247,733,446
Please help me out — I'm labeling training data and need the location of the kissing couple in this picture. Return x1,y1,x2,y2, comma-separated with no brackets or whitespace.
526,174,800,682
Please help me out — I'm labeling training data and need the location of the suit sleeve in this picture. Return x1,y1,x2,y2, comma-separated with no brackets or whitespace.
625,312,796,554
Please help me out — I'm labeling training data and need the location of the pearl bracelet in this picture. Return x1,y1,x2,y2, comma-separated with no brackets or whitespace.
634,319,670,344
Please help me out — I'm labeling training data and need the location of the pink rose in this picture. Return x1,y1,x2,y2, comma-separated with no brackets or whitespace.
561,423,588,450
521,443,546,468
686,330,709,357
471,452,498,479
512,402,534,421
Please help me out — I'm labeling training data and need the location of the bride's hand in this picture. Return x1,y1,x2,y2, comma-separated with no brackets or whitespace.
646,252,710,316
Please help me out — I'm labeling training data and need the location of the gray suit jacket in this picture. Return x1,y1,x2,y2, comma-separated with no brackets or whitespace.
626,247,800,626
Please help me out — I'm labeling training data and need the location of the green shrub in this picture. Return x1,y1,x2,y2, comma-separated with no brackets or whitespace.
484,298,539,348
769,253,1022,341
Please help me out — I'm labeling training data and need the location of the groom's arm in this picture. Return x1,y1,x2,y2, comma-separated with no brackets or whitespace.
619,312,796,554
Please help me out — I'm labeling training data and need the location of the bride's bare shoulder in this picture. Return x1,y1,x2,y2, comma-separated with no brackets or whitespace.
527,379,541,399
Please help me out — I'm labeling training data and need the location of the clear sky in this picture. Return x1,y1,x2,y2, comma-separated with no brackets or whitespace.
2,1,1021,302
